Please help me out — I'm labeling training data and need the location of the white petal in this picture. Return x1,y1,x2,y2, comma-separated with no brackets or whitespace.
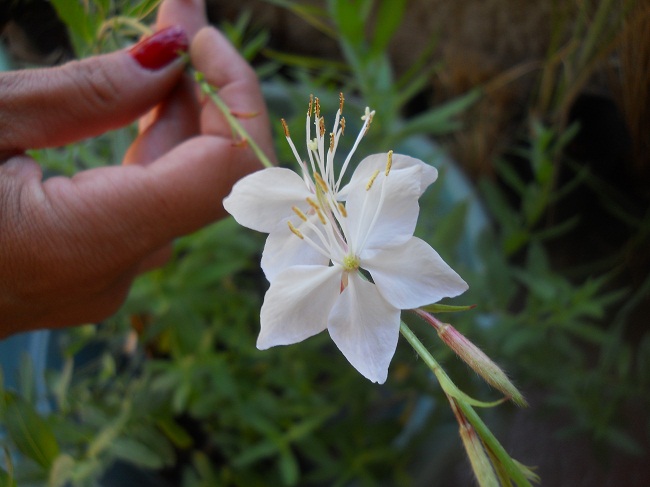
345,163,422,251
258,265,341,349
339,153,437,198
223,167,311,233
261,219,329,282
363,237,468,309
327,273,401,383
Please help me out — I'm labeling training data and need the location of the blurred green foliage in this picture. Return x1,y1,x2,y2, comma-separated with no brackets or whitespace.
1,0,648,486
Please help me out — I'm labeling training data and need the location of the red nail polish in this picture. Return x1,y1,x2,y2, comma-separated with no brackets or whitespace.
129,26,189,70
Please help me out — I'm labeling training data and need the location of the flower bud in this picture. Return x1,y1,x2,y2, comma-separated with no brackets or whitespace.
448,396,500,487
437,322,527,407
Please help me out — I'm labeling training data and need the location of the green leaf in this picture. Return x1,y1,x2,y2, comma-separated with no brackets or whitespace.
278,449,299,486
370,0,407,56
1,392,60,470
49,0,96,54
328,0,371,48
393,89,482,139
419,303,477,313
109,437,166,470
0,466,16,487
156,417,193,449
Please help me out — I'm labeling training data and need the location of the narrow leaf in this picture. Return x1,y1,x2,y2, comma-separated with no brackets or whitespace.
2,392,60,469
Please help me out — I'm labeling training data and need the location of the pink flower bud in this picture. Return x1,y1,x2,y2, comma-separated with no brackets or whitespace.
416,310,527,406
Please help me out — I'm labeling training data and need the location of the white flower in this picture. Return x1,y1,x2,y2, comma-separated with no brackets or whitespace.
223,95,468,383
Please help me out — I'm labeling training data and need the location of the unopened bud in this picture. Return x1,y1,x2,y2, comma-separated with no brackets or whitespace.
449,397,500,487
438,323,527,407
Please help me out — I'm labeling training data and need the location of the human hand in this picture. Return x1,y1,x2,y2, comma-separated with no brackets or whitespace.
0,0,275,336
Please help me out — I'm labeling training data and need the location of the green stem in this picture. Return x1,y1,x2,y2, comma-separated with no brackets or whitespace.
399,321,533,487
193,71,274,169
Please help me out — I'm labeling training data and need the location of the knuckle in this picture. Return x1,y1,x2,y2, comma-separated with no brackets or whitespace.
64,60,122,113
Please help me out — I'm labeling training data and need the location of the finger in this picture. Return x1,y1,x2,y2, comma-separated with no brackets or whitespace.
0,26,189,153
156,0,208,38
125,0,209,161
190,27,276,160
136,0,208,134
137,245,174,274
123,76,200,166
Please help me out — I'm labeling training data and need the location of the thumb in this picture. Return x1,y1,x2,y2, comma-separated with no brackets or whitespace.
0,26,189,153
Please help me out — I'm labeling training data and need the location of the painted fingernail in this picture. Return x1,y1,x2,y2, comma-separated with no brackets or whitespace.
129,26,189,70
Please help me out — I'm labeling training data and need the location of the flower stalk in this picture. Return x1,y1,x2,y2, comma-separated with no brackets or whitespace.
193,70,274,169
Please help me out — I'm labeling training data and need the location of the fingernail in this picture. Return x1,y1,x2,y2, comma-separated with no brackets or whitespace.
129,26,189,70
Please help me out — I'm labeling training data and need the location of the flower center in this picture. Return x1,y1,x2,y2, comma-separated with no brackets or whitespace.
342,253,360,271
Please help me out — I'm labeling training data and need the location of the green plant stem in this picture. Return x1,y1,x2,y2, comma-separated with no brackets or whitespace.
399,321,533,487
193,70,274,169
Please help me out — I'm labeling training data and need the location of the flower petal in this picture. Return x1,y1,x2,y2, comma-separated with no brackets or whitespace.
339,153,438,198
345,163,423,252
258,265,341,349
327,273,401,383
261,218,330,282
223,167,311,233
363,237,468,309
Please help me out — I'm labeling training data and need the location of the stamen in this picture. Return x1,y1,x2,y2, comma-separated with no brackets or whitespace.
361,107,376,135
313,172,329,193
288,221,304,239
306,198,327,225
361,107,375,121
340,117,346,136
329,132,335,152
338,202,347,218
292,206,308,221
306,197,320,211
366,169,380,190
385,150,393,176
315,97,321,118
319,117,326,137
281,118,290,137
308,94,314,116
339,92,345,114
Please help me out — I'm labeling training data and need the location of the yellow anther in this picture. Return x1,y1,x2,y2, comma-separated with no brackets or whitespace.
340,117,346,135
315,207,327,225
308,94,314,116
385,150,393,176
319,117,326,137
339,92,345,114
281,118,290,137
315,97,321,118
366,169,380,190
306,198,327,224
338,202,347,217
292,206,308,222
313,172,329,193
288,221,304,239
329,132,335,152
306,197,320,211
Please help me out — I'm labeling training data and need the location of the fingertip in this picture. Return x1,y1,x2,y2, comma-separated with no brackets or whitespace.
191,26,257,87
156,0,208,39
128,25,189,70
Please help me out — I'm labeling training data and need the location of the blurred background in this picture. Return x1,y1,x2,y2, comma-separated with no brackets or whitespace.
1,0,649,485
